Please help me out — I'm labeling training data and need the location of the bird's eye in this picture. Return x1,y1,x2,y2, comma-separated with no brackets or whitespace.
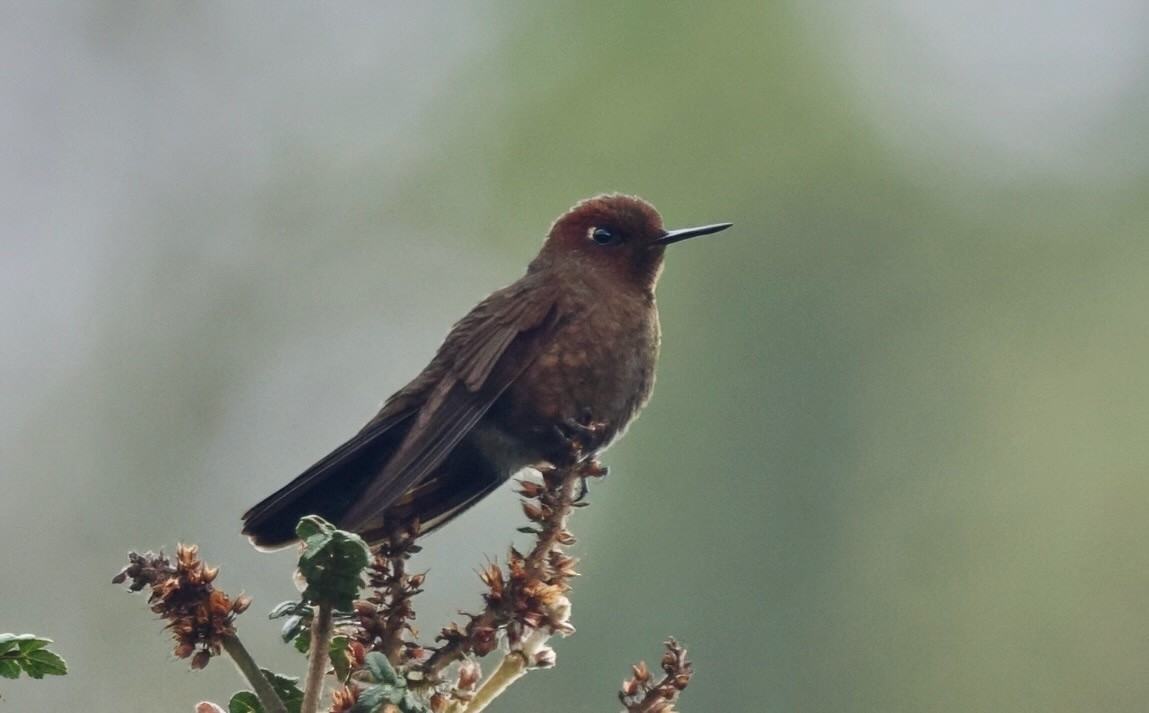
590,227,620,246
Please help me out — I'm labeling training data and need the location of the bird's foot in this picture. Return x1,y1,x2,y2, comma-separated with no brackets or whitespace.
552,409,608,464
572,457,609,504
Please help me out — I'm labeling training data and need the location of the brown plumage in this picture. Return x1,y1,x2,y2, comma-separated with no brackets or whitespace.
241,194,731,549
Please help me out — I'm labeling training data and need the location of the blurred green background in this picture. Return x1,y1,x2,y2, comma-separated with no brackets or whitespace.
3,3,1148,711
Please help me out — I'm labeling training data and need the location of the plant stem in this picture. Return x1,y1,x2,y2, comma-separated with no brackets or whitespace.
300,602,334,713
380,546,409,666
525,469,579,574
461,652,528,713
221,634,288,713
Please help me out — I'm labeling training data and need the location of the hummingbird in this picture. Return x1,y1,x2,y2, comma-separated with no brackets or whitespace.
242,194,731,549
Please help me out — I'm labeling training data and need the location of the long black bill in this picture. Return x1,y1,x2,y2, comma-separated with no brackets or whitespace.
650,222,733,246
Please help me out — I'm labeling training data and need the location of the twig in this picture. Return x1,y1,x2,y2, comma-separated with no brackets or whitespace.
221,634,289,713
416,454,598,707
524,466,582,574
113,546,254,670
460,651,528,713
619,638,694,712
354,523,425,667
301,602,334,713
379,549,410,664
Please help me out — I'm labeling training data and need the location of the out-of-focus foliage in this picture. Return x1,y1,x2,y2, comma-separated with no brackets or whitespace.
2,3,1147,711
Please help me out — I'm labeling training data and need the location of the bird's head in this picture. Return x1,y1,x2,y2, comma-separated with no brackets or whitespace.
534,194,731,292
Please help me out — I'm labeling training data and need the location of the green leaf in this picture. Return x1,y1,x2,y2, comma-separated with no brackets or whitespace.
280,616,304,644
294,516,370,611
0,634,66,680
0,659,20,679
397,690,428,713
271,601,313,651
364,651,402,687
262,669,303,713
16,637,50,655
329,635,352,683
390,688,429,713
228,691,262,713
349,684,390,713
0,634,22,656
292,629,310,654
268,600,311,620
21,649,68,678
227,671,301,713
294,516,326,540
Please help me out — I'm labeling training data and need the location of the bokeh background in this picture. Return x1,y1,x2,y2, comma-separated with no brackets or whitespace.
3,3,1148,711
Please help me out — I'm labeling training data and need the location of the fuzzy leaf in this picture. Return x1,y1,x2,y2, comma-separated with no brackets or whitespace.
329,635,352,682
294,516,325,540
292,630,311,654
0,634,66,680
263,669,303,713
227,670,301,713
0,634,22,656
270,600,313,652
294,516,370,611
349,684,390,713
281,616,305,645
347,683,428,713
227,691,262,713
21,649,68,678
268,600,311,620
16,637,50,655
0,634,38,656
364,651,401,687
0,659,20,679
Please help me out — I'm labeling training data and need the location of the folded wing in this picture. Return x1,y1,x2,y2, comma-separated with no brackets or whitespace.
241,274,559,548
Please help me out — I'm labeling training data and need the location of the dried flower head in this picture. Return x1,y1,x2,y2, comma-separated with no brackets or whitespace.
413,456,607,689
456,659,481,691
329,684,360,713
113,545,249,669
428,692,449,713
619,639,694,713
350,521,426,668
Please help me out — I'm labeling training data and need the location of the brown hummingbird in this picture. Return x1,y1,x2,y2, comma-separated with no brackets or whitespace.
241,194,731,549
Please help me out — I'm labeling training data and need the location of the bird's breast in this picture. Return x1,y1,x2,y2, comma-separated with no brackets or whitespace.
493,290,661,459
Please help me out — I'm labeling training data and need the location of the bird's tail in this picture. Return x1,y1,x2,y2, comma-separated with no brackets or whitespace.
241,418,410,550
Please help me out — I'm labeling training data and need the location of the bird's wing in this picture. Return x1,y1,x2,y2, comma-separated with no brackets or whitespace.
240,406,418,546
339,280,560,530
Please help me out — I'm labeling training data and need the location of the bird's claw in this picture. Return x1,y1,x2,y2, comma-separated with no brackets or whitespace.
582,459,608,478
553,410,608,463
572,459,609,504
